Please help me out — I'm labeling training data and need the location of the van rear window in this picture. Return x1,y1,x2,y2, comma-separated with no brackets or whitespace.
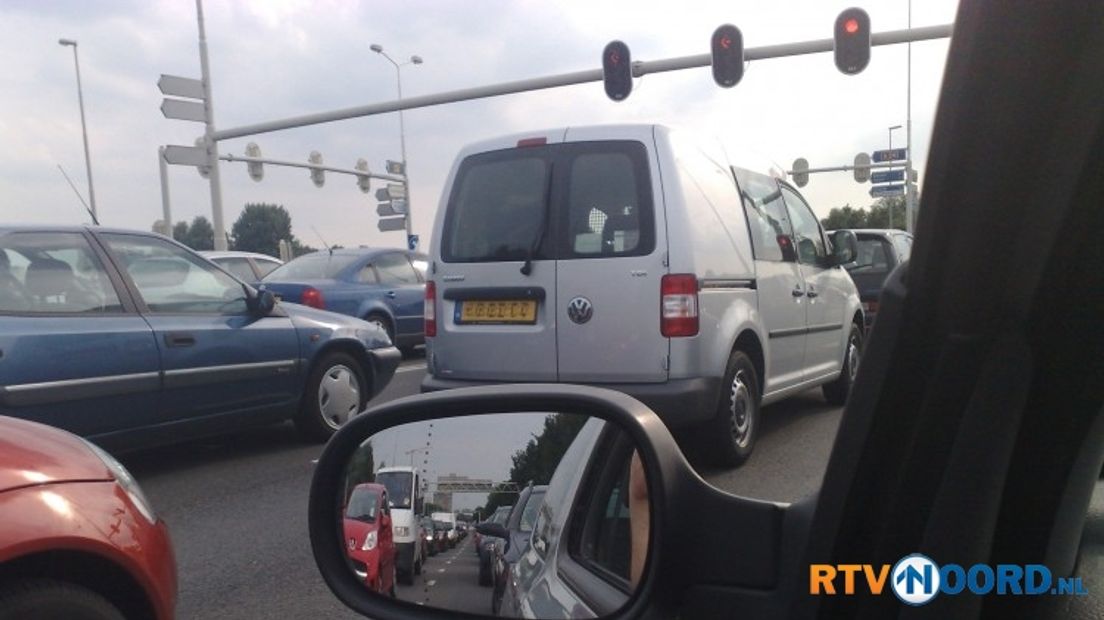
441,141,653,262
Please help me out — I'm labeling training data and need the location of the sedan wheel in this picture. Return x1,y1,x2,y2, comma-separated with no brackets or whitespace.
294,351,368,442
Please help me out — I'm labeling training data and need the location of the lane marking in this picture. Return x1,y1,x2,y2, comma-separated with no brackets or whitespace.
426,580,436,587
437,568,446,573
310,459,318,464
397,364,427,373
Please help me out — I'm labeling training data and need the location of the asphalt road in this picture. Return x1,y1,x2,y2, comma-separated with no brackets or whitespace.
122,355,843,619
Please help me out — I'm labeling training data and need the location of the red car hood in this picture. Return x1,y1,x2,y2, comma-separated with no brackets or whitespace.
0,416,111,493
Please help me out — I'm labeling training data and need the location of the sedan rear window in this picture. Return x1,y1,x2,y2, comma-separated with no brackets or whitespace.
264,253,359,281
846,237,894,274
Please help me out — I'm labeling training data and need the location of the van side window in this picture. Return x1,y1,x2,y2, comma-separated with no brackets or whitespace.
734,169,794,262
780,186,827,264
566,152,644,256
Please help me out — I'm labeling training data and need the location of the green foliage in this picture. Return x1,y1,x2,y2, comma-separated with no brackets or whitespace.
481,413,588,516
821,196,910,231
171,216,215,251
231,203,299,257
343,440,375,501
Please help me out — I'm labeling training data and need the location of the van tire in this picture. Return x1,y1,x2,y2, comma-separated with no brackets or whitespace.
707,351,760,467
823,323,862,406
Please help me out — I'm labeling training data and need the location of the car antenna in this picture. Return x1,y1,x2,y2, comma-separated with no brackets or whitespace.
56,164,99,225
311,226,333,255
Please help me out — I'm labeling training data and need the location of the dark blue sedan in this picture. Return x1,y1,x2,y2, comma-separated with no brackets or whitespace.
261,248,426,353
0,226,401,451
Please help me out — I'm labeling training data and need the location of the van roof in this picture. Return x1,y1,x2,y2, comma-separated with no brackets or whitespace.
455,123,785,181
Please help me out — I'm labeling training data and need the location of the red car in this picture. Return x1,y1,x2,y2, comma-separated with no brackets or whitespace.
342,483,396,597
0,416,176,619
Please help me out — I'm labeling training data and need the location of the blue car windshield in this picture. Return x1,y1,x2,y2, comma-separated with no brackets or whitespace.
264,253,360,280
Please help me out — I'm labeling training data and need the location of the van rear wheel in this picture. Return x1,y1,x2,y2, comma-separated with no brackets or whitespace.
706,351,760,467
823,323,862,406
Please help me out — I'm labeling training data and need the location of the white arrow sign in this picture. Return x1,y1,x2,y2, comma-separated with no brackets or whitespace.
378,216,407,232
157,74,205,100
386,183,407,199
163,145,208,167
161,99,207,122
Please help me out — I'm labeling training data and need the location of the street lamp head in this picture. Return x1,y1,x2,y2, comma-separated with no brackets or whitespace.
410,55,423,65
58,38,77,47
370,44,383,53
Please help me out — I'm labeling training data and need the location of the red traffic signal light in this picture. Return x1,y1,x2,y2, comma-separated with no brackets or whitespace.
834,8,871,75
602,40,632,101
711,24,744,88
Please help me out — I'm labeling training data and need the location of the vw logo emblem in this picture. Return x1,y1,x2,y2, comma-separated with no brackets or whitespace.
567,297,593,324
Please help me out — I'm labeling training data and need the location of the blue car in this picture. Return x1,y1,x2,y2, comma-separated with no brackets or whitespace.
0,226,401,451
260,248,426,353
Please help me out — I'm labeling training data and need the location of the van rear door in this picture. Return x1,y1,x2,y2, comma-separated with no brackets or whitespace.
555,128,668,383
432,136,560,381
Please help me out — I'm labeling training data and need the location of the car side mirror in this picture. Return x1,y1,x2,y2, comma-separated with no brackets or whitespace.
475,522,508,540
776,234,798,262
380,513,391,528
828,229,859,266
246,287,276,316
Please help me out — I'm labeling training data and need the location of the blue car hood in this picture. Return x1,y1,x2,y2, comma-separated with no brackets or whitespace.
280,302,392,349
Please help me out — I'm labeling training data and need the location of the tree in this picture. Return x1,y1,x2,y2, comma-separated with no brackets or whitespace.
171,216,214,250
865,196,907,230
343,440,375,501
231,203,296,257
482,413,589,516
821,204,867,230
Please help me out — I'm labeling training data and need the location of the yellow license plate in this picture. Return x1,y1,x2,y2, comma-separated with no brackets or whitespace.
458,300,537,324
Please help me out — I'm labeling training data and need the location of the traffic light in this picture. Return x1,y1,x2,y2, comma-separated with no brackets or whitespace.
602,40,632,101
355,158,371,193
711,24,744,88
834,8,871,75
245,142,263,182
308,150,324,188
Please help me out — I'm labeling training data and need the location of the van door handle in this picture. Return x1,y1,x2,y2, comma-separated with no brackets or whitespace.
385,291,397,299
164,333,196,348
792,285,805,297
806,285,819,299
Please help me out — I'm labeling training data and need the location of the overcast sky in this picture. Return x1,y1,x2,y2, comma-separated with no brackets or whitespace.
0,0,958,250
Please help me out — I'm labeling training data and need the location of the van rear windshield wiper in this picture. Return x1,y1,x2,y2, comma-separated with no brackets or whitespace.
521,163,554,276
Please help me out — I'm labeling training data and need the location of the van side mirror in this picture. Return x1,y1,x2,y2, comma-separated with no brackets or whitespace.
776,235,798,262
475,522,508,540
828,230,859,266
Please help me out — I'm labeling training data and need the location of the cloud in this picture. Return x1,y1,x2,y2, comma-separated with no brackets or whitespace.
0,0,958,248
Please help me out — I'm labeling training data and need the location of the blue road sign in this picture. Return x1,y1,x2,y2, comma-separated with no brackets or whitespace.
870,184,905,198
872,148,907,163
871,169,905,184
408,234,420,251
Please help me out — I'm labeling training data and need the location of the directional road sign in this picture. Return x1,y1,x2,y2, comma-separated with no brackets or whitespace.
378,216,406,232
163,145,208,167
157,74,204,100
870,169,905,184
377,200,409,217
870,184,905,198
161,98,207,122
872,148,907,163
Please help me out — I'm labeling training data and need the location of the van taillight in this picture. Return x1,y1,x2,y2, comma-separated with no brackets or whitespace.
516,137,547,148
425,281,437,337
301,287,324,309
661,274,699,337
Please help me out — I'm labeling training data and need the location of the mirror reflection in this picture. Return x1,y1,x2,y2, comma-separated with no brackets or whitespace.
338,412,647,617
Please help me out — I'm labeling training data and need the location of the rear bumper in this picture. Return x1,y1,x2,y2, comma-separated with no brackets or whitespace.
421,375,720,428
367,346,402,396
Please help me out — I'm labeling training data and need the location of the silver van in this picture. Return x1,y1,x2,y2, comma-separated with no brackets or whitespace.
421,124,863,465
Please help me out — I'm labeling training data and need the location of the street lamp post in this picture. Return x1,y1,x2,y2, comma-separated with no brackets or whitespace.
58,38,97,223
888,124,902,230
371,44,422,248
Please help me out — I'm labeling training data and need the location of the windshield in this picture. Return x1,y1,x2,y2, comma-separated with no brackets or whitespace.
263,253,359,281
374,471,413,509
433,521,449,531
845,237,894,274
344,487,379,523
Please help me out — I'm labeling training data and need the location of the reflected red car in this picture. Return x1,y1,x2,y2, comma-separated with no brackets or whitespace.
342,483,396,597
0,416,176,619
